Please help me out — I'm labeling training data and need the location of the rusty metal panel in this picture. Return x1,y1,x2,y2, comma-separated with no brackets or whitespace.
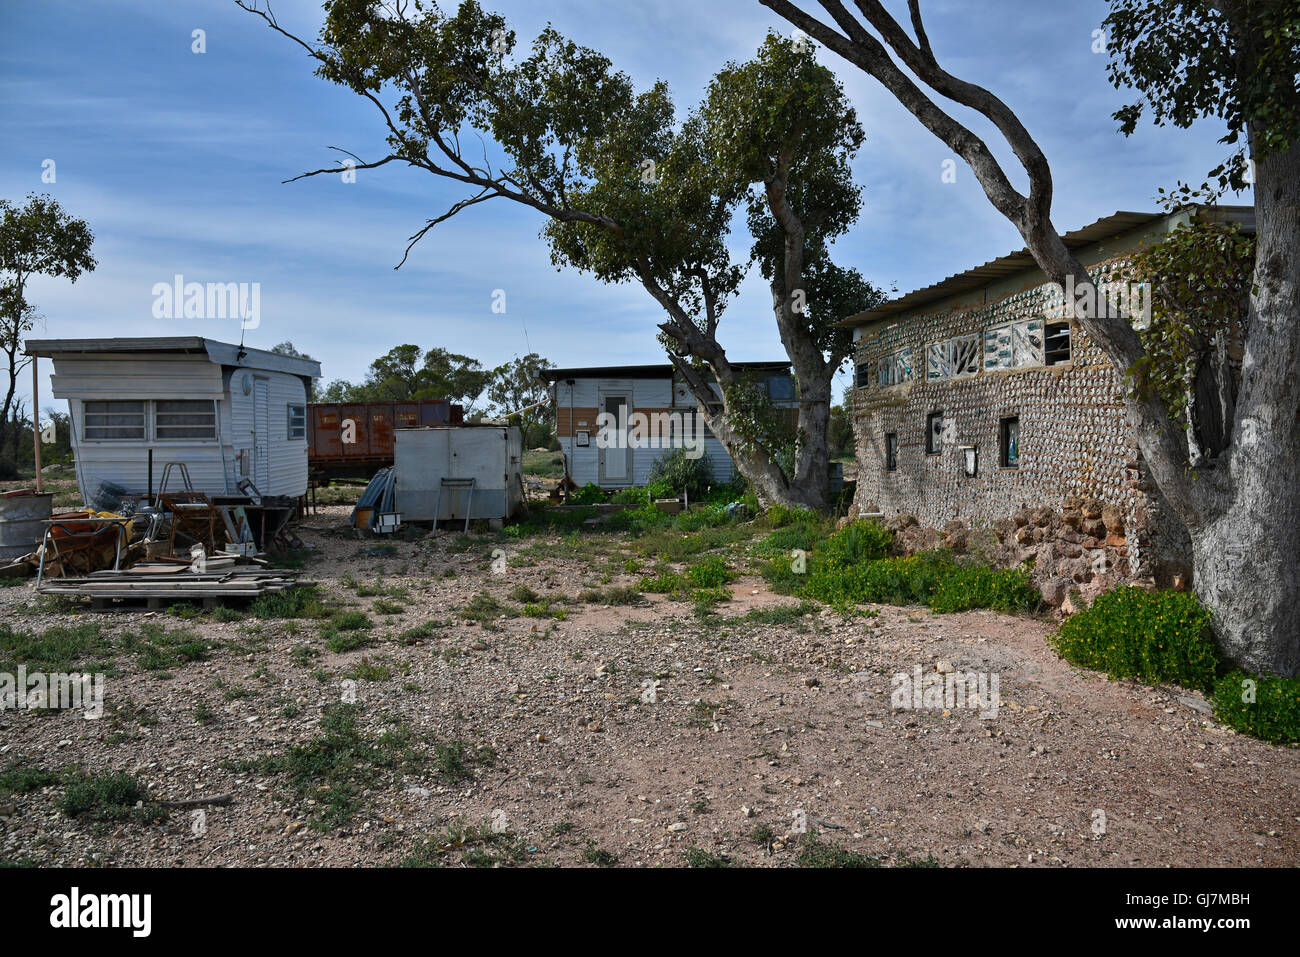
308,399,467,475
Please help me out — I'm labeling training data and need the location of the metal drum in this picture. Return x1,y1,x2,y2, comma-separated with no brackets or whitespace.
0,491,54,562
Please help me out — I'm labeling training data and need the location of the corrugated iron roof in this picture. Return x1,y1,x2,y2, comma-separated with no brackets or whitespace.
540,360,791,382
25,336,322,378
839,209,1238,328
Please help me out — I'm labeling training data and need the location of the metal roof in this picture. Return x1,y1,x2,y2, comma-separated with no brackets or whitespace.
540,360,791,382
25,336,322,378
840,207,1252,328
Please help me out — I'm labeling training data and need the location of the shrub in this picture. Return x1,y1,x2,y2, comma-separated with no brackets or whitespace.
927,565,1039,614
251,586,329,620
647,448,713,500
764,504,821,529
1049,587,1218,692
1212,671,1300,745
641,571,687,597
571,482,606,505
646,479,674,500
610,487,649,505
803,551,951,607
818,520,892,566
58,771,148,821
687,555,734,588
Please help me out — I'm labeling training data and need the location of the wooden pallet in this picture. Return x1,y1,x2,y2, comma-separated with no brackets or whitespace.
38,566,311,610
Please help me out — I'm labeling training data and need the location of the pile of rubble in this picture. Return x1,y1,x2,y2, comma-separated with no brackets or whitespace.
876,495,1161,615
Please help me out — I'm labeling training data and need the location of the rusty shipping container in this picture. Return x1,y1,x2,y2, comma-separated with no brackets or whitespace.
308,400,464,480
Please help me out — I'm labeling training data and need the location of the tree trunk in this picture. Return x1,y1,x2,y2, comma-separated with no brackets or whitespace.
1193,136,1300,676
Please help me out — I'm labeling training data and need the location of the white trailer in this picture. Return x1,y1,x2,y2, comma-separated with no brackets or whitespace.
393,426,524,525
26,337,321,506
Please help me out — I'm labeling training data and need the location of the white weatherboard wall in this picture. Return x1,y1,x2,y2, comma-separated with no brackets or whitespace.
557,375,737,488
49,353,310,501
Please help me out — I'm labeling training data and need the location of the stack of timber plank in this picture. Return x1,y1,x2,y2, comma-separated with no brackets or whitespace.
37,562,309,609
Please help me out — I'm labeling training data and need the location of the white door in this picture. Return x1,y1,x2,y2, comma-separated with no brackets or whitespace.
598,393,632,485
253,378,270,491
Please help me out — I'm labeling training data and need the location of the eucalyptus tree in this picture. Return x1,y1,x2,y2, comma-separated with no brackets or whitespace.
759,0,1300,675
237,0,881,508
0,194,95,472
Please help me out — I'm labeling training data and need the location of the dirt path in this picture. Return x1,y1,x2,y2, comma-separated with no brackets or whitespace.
1,508,1295,867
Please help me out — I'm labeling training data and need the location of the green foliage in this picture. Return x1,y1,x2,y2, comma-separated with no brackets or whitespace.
803,551,950,607
323,610,374,653
250,585,330,620
686,555,734,588
926,565,1041,615
765,518,1037,616
796,836,879,868
683,847,734,868
571,482,607,505
1212,671,1300,745
1104,1,1300,188
0,764,61,798
486,352,555,447
318,343,496,408
0,621,111,675
817,519,892,566
245,704,425,830
1049,587,1218,692
256,0,883,502
58,771,151,822
647,448,714,500
640,570,687,597
1122,215,1255,430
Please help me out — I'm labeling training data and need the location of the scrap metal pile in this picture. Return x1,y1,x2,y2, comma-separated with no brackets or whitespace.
0,479,309,609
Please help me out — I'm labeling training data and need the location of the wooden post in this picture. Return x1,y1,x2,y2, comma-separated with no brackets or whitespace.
31,357,42,493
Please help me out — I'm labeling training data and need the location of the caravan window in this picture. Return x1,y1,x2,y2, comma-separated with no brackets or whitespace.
83,401,145,440
287,404,306,439
155,400,217,440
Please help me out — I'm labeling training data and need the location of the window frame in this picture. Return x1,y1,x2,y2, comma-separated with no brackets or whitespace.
925,411,944,455
1000,416,1021,469
154,399,218,441
82,400,146,441
1044,320,1072,366
885,432,898,471
287,403,307,440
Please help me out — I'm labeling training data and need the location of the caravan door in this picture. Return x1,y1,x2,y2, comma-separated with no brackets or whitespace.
253,377,270,490
598,392,632,486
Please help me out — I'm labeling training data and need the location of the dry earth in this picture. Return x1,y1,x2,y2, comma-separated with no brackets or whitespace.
1,504,1296,868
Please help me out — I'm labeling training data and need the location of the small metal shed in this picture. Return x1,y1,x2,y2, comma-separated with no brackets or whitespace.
393,426,523,524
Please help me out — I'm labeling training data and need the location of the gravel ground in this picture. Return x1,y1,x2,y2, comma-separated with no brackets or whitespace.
1,505,1295,868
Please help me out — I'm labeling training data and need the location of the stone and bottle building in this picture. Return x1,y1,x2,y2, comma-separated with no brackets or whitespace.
843,207,1252,609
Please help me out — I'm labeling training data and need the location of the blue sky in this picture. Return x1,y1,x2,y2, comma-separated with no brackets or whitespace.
1,0,1245,411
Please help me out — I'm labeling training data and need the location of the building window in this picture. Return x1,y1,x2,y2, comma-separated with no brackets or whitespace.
926,334,980,381
83,400,145,440
925,411,944,455
855,362,873,389
984,319,1044,370
877,347,916,386
1044,321,1071,365
155,400,217,440
1000,416,1020,468
766,375,796,401
287,404,306,439
885,433,898,471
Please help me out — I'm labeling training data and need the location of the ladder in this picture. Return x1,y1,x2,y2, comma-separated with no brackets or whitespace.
433,477,475,533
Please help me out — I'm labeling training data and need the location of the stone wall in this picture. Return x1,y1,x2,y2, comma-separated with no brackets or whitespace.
849,261,1191,586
